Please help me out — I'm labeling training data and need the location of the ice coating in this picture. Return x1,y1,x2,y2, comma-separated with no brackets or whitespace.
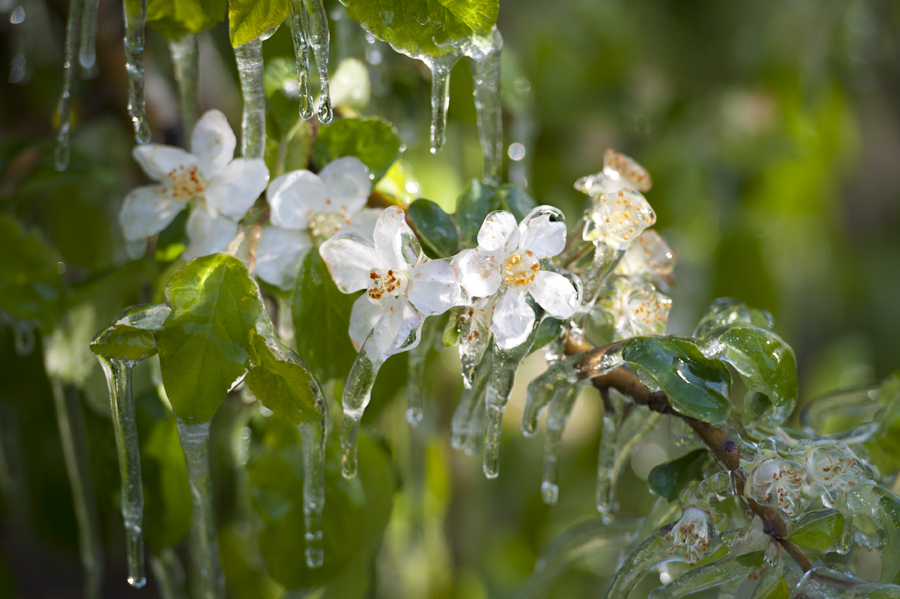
575,148,653,196
123,0,151,144
426,53,459,154
234,38,266,160
596,404,661,517
304,0,333,123
340,334,388,478
78,0,99,69
55,0,84,171
470,29,503,184
451,351,492,449
615,230,676,280
169,34,199,138
288,0,314,119
540,384,581,504
603,279,672,340
299,420,326,567
582,188,657,250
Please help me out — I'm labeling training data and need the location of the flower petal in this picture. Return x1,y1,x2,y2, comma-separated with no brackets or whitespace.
519,206,567,258
373,297,424,357
191,109,236,178
408,259,461,315
133,144,198,183
477,210,518,253
184,202,238,259
205,158,269,220
452,248,500,299
319,234,381,293
349,294,382,351
319,156,371,217
341,208,382,239
529,270,579,319
374,206,421,270
491,288,535,349
254,226,312,290
267,170,330,230
119,186,184,241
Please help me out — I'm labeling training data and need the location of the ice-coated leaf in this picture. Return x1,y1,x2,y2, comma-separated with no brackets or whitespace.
622,336,732,423
864,374,900,476
408,199,460,258
647,448,708,501
787,510,845,552
312,117,402,182
145,0,228,40
158,254,263,424
455,179,501,248
0,214,63,331
496,184,537,222
228,0,290,47
794,567,900,598
530,317,563,354
751,575,789,599
875,487,900,585
692,297,774,338
245,330,321,424
292,249,359,382
91,325,156,362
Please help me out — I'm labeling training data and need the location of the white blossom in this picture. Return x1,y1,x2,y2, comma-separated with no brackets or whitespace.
119,109,269,259
665,506,714,565
574,148,653,196
601,278,672,340
803,443,872,509
319,206,461,358
615,229,676,279
745,457,805,517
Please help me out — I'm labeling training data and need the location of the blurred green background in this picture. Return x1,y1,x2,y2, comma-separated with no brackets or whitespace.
1,0,899,597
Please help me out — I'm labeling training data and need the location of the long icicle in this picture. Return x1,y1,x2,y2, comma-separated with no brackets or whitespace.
288,0,314,119
302,0,333,123
234,38,266,160
298,419,326,568
541,383,582,505
123,0,151,144
407,318,437,426
168,34,199,140
426,53,459,154
50,379,104,599
78,0,99,69
340,332,387,478
55,0,84,171
464,394,485,456
177,421,223,599
451,351,492,449
97,357,146,587
470,29,503,185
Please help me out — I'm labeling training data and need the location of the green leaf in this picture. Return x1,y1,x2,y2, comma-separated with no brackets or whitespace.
788,510,845,551
752,576,789,599
408,199,460,258
0,214,63,331
496,184,537,222
622,336,732,422
228,0,289,47
245,329,321,425
875,487,900,585
647,448,708,501
455,179,500,247
90,304,170,362
864,374,900,476
342,0,498,57
312,117,402,183
693,297,774,338
145,0,228,39
292,250,358,382
531,317,563,354
158,254,263,424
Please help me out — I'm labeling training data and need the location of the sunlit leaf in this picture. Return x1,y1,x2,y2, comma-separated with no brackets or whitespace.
408,199,459,258
228,0,289,47
145,0,227,39
312,117,402,183
245,329,321,424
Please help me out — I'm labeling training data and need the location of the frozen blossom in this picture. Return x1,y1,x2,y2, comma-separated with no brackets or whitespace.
803,443,872,509
119,109,269,259
745,457,805,517
601,278,672,340
665,506,713,565
256,157,380,289
575,148,653,196
615,229,676,280
319,206,461,357
453,207,581,349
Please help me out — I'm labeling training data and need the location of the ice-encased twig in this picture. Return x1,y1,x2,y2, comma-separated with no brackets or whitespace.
55,0,84,171
288,0,314,119
234,38,266,160
426,53,460,154
302,0,332,123
340,333,387,478
799,384,881,435
541,382,583,504
299,419,326,568
123,0,151,144
150,547,188,599
469,28,503,185
97,357,146,587
169,34,199,140
177,421,223,599
793,567,900,598
78,0,99,69
451,351,492,450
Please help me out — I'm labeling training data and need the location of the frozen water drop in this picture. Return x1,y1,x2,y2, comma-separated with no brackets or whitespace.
426,54,458,154
123,0,150,144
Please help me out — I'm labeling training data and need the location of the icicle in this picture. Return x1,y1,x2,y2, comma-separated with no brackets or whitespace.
78,0,99,69
426,53,459,154
302,0,333,123
150,547,188,599
169,34,199,140
298,419,325,568
340,333,387,478
97,357,146,587
177,421,224,599
49,379,103,599
55,0,84,171
458,307,492,390
464,395,485,456
451,352,492,449
288,0,314,119
234,38,266,160
541,383,582,505
469,29,503,186
9,2,30,85
123,0,151,144
407,318,438,426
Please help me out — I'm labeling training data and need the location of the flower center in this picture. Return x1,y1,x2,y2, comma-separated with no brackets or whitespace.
367,268,407,302
310,211,352,239
503,250,540,287
166,164,206,201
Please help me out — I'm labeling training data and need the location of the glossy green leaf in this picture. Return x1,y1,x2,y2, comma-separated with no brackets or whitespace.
622,336,732,422
496,184,537,222
342,0,498,57
228,0,290,47
292,250,358,382
158,254,263,424
751,575,789,599
455,179,501,248
530,317,562,354
647,448,708,501
245,329,321,425
787,510,845,551
145,0,227,39
693,297,774,338
90,325,156,362
312,117,402,182
0,214,63,331
864,374,900,476
408,199,460,258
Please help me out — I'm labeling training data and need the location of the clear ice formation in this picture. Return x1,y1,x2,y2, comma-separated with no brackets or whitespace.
407,319,438,426
287,0,332,121
79,0,99,69
540,382,583,504
123,0,151,144
288,0,314,120
55,0,84,171
340,333,387,479
470,29,503,185
299,420,326,568
451,352,492,450
169,34,199,138
426,53,458,154
234,38,266,160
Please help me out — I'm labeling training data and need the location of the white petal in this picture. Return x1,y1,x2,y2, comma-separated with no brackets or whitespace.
477,210,518,253
205,158,269,220
451,248,500,299
519,206,567,258
373,206,421,270
191,109,236,178
184,203,238,259
133,144,197,182
491,288,535,350
319,234,381,293
341,208,382,239
254,226,312,290
529,270,579,319
408,259,461,315
267,170,329,230
119,186,184,241
373,297,424,357
319,156,371,217
349,294,382,351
